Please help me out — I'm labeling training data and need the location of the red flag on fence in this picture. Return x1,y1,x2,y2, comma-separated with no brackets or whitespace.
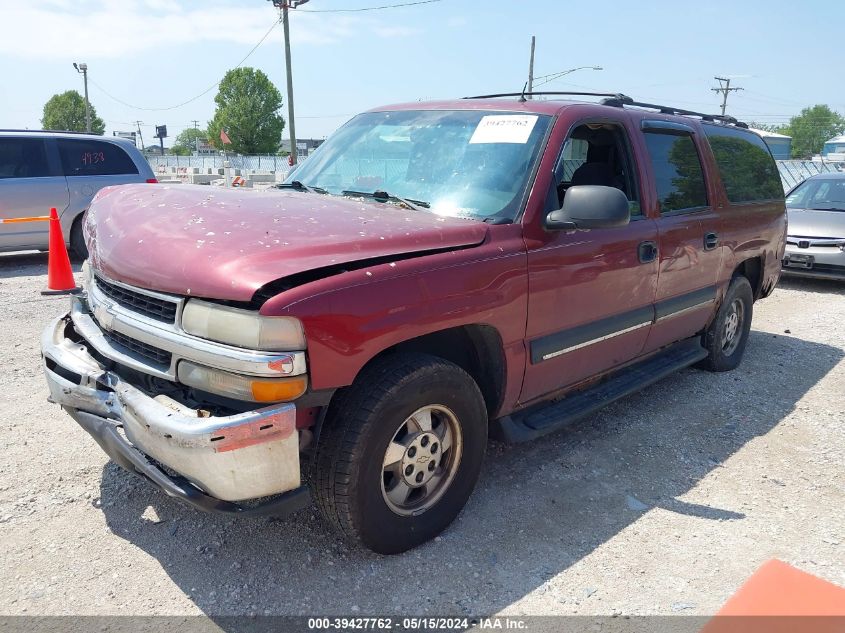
220,129,232,145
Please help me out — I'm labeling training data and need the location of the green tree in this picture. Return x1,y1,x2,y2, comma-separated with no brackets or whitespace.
782,105,845,159
171,128,209,156
207,68,285,154
42,90,105,135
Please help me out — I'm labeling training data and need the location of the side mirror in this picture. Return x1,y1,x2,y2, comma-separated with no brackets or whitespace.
545,185,631,231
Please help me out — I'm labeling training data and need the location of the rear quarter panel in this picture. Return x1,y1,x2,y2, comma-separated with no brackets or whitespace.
717,199,786,295
696,129,787,297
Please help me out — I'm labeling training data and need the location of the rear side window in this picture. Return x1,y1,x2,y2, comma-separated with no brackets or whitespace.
57,139,138,176
0,138,51,179
643,132,708,213
704,125,782,202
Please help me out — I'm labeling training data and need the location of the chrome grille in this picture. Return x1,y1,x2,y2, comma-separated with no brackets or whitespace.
94,275,178,324
97,325,172,367
91,314,173,367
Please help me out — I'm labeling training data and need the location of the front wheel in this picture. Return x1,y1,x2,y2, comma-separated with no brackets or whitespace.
311,353,487,554
697,275,754,372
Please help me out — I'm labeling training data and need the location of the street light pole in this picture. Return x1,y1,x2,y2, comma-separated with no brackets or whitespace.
73,62,91,133
532,65,603,89
269,0,308,166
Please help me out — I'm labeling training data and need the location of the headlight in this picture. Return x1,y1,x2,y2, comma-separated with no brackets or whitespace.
178,361,308,402
181,300,306,351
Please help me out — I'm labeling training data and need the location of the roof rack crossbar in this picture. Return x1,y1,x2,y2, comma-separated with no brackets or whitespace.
601,96,748,128
460,91,748,128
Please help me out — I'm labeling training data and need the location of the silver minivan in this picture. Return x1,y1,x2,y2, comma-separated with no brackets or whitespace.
0,130,156,258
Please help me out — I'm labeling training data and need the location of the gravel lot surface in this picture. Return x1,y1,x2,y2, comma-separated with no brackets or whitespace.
1,251,843,617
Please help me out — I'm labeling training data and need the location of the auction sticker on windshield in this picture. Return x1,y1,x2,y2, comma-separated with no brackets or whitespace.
469,115,538,144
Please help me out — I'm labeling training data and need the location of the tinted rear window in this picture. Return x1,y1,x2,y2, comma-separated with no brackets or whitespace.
0,138,51,179
57,139,138,176
703,125,783,203
643,132,708,213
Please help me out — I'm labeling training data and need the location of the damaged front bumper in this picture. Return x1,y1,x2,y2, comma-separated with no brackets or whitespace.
41,313,310,517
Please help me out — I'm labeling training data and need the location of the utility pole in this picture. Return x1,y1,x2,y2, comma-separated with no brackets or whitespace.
73,62,91,132
712,76,743,116
135,121,145,150
191,120,200,129
527,36,536,99
269,0,309,166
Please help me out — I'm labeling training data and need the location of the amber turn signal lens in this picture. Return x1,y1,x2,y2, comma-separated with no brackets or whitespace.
178,361,308,403
251,377,308,402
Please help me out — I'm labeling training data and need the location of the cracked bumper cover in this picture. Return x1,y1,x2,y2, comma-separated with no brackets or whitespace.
41,313,310,516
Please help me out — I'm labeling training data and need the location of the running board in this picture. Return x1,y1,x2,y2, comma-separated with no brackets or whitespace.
491,338,708,443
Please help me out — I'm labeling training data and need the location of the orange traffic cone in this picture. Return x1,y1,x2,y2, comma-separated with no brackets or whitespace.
41,207,79,295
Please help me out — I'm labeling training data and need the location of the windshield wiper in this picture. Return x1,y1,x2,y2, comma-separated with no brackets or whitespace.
342,189,429,212
276,180,328,195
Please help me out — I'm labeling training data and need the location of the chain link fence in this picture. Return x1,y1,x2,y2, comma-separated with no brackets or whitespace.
146,154,845,193
777,160,845,192
146,155,289,172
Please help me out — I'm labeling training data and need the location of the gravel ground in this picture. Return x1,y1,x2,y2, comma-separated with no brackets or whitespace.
1,251,843,617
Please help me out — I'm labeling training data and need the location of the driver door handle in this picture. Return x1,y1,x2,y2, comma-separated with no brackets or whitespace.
638,240,658,263
704,232,719,250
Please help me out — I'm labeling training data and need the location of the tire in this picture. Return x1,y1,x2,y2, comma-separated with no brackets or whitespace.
311,353,487,554
70,214,88,261
697,275,753,372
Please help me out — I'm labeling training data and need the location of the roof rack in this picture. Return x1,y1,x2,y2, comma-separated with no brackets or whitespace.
0,129,95,135
463,90,629,101
461,91,747,128
601,95,748,128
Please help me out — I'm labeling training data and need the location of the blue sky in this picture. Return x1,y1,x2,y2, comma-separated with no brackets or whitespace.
1,0,841,144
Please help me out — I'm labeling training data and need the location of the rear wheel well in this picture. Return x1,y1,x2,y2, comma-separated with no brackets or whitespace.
365,325,506,419
734,256,763,300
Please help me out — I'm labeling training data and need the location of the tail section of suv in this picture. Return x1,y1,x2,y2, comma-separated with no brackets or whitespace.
40,93,786,553
0,130,155,257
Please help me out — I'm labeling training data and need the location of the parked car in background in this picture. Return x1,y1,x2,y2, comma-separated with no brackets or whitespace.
0,130,156,258
42,94,785,553
782,173,845,280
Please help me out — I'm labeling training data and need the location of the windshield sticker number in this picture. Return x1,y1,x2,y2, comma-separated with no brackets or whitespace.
469,115,539,144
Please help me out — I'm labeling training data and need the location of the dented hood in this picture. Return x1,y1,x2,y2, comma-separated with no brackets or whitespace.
85,184,488,301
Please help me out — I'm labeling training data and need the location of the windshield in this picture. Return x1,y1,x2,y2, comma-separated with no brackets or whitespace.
286,110,552,221
786,178,845,211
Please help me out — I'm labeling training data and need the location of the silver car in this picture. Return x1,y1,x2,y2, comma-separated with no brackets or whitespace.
0,130,156,258
782,173,845,281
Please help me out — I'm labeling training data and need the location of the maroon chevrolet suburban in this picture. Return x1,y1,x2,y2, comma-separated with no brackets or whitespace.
42,93,786,554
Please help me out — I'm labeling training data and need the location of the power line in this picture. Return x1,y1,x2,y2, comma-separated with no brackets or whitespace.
88,17,282,112
298,113,355,118
297,0,443,12
738,89,805,107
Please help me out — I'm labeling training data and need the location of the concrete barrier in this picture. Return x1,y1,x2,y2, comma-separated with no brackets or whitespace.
150,165,288,188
